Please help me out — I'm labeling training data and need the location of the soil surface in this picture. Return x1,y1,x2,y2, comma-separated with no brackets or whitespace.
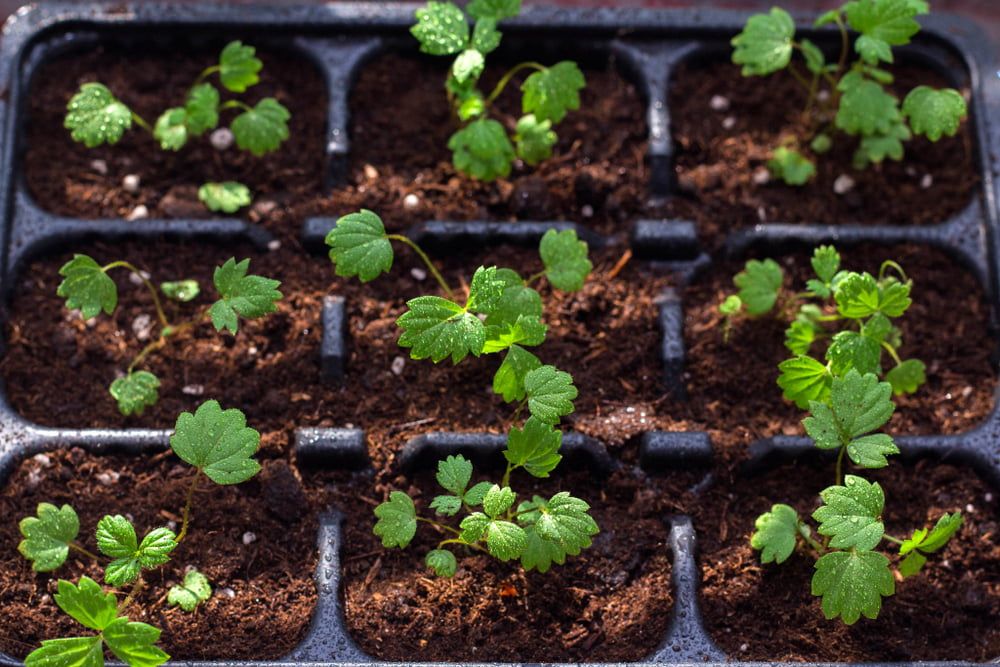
667,61,980,243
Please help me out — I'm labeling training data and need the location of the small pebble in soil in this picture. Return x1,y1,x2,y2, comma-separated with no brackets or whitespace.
921,173,934,189
403,193,420,210
221,587,236,599
96,471,120,487
740,644,749,652
242,531,257,545
581,204,594,218
210,127,234,151
722,115,736,129
985,492,994,502
126,204,149,221
267,239,282,252
32,453,51,467
966,503,975,513
751,166,770,185
122,174,141,193
833,173,856,194
90,159,108,175
391,356,406,376
131,313,153,342
363,164,379,180
167,520,177,531
128,270,151,285
817,89,830,102
757,206,767,222
182,384,205,396
709,94,730,111
248,346,258,356
25,469,43,491
410,267,427,281
252,200,277,218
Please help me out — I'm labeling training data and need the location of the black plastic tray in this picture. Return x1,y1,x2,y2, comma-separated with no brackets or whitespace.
0,3,998,666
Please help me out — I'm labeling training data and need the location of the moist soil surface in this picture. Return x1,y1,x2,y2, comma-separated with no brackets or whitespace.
667,61,980,243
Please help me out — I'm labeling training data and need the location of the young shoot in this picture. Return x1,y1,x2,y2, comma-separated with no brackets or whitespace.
57,254,282,415
731,1,968,184
410,0,586,180
18,400,262,667
326,209,599,575
64,41,291,211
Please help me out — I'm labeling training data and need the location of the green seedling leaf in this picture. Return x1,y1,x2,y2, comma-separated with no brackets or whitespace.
161,280,200,302
218,41,263,92
734,258,783,315
448,118,515,181
812,549,894,624
452,49,485,84
800,38,825,74
184,83,219,135
826,330,882,376
767,146,815,185
493,344,542,402
468,265,506,314
25,636,104,667
430,494,462,517
505,416,562,477
846,0,921,64
425,549,458,577
483,315,547,353
466,0,520,20
374,491,417,548
515,114,557,166
540,229,592,291
102,617,169,667
58,255,117,320
18,503,80,572
835,272,911,318
836,71,901,136
436,454,473,495
523,365,577,424
198,181,252,213
483,484,517,517
65,83,133,148
110,371,160,417
54,577,118,631
154,107,188,151
751,503,800,564
461,511,527,561
231,98,290,156
167,570,212,612
397,295,486,363
517,492,598,572
898,551,927,577
96,515,177,586
209,257,282,334
521,61,586,124
777,355,831,409
326,209,394,282
813,476,885,551
720,295,742,316
812,245,841,283
785,320,817,356
520,524,564,573
902,86,967,141
885,358,926,395
412,1,468,55
471,17,502,54
464,481,492,507
170,399,261,484
900,511,962,553
804,370,898,468
854,119,910,167
731,7,795,76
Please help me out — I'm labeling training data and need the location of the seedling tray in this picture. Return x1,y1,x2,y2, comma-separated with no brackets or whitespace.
0,3,999,666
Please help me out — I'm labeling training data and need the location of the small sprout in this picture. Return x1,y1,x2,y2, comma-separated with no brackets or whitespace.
218,41,263,92
750,504,800,564
110,371,161,417
539,229,593,291
230,98,291,156
448,118,516,181
521,61,586,124
209,258,283,334
523,365,577,425
161,279,200,302
198,181,252,213
167,570,212,612
57,255,118,319
767,146,816,186
514,114,557,166
95,515,177,587
18,503,80,572
170,399,261,485
325,209,395,282
64,83,133,148
898,512,963,577
733,258,783,315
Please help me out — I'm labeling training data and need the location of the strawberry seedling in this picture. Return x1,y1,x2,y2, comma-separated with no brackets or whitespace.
327,209,599,574
731,2,967,185
57,254,281,415
18,401,262,667
410,1,586,180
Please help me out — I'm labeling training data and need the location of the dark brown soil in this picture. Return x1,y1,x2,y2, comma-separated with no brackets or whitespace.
667,61,980,243
24,44,328,220
688,459,1000,661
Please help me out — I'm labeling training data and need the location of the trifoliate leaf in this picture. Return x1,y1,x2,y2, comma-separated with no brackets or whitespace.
153,107,188,151
448,118,515,181
170,400,261,485
429,495,463,516
826,330,882,376
65,83,132,148
812,245,841,283
58,255,117,320
835,272,911,318
540,228,592,292
902,86,967,141
374,491,417,548
25,635,104,667
777,355,831,409
54,577,118,631
468,265,506,314
436,454,472,495
854,119,910,167
167,570,212,612
803,370,896,466
466,0,520,20
198,181,251,213
520,524,564,573
412,1,469,56
231,98,290,156
325,209,393,282
218,41,263,93
109,371,160,417
483,484,517,517
493,344,542,402
18,503,80,572
751,503,800,564
471,17,502,54
523,365,577,424
731,8,795,76
483,315,547,354
720,295,742,316
785,320,817,356
484,520,527,561
397,296,485,363
464,482,492,507
886,358,926,395
812,549,894,624
836,72,901,136
521,61,585,124
514,114,557,166
161,280,200,302
96,516,177,586
768,146,815,185
452,49,484,84
184,83,219,135
734,258,783,315
855,35,893,65
101,556,135,587
800,38,825,74
505,416,562,477
846,0,920,65
813,476,885,551
531,492,598,555
425,549,457,577
900,512,963,555
209,258,282,334
102,617,169,667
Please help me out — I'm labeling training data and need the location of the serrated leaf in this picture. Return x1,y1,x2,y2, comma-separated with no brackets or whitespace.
464,481,492,506
484,520,527,561
209,258,282,334
161,279,200,302
184,83,219,135
531,492,598,555
167,570,212,612
812,549,894,624
800,38,825,74
768,146,815,185
325,209,393,282
231,98,290,156
153,107,188,151
198,181,251,213
886,358,926,395
902,86,967,141
524,365,577,424
827,330,882,376
836,72,901,136
412,1,469,56
514,114,557,166
58,255,117,320
483,484,517,517
785,320,817,356
483,315,547,353
467,0,520,20
520,524,565,573
102,617,169,667
493,344,542,402
751,503,800,564
25,635,104,667
429,495,463,516
804,370,895,461
734,258,783,315
854,119,910,167
731,8,795,76
452,49,484,84
813,476,885,551
777,355,831,409
505,416,562,477
900,512,962,555
95,515,138,559
471,17,501,54
425,549,458,577
397,295,485,364
110,371,160,417
18,503,80,572
468,265,506,314
170,399,261,485
846,434,899,469
720,295,742,316
521,62,585,124
898,550,927,577
448,118,515,181
374,491,417,548
435,454,472,495
812,245,841,283
835,272,911,318
218,41,262,92
54,577,118,631
855,35,893,65
540,228,592,292
96,516,176,586
65,83,133,148
846,0,920,64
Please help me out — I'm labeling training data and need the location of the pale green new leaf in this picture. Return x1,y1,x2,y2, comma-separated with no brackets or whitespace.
198,181,251,213
785,320,817,356
885,358,926,395
812,476,885,551
482,315,547,353
466,0,520,20
425,549,458,577
326,209,394,282
515,114,557,166
900,512,963,555
731,8,795,76
812,549,894,624
452,49,485,84
18,503,80,572
899,551,927,577
218,41,263,92
24,635,104,667
836,72,901,136
504,416,562,477
768,146,815,185
800,38,825,74
835,272,911,318
902,86,967,141
161,280,200,302
185,83,219,135
209,258,282,334
751,503,800,564
373,491,417,548
524,365,577,424
397,296,485,363
231,98,290,156
110,371,160,417
854,119,910,167
540,228,592,291
777,355,831,409
734,258,783,315
448,118,515,181
54,577,118,631
153,107,188,151
521,62,586,124
167,570,212,612
412,1,469,56
58,255,117,320
65,83,133,147
493,344,542,402
170,400,261,484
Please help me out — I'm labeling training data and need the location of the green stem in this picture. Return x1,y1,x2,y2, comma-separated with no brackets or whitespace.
69,542,100,562
485,61,546,106
883,535,905,546
437,537,488,554
386,234,454,298
174,472,201,544
117,575,144,614
801,526,827,556
881,341,903,366
835,445,846,488
526,270,547,286
102,261,169,329
417,516,463,537
220,99,253,113
196,65,221,85
786,62,813,94
500,462,515,490
879,260,909,283
131,112,153,134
